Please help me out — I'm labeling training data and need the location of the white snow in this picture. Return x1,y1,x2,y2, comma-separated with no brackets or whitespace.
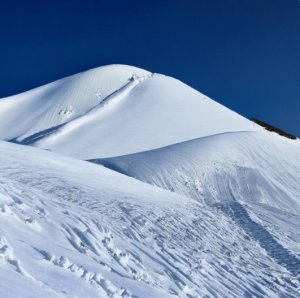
0,64,260,159
0,65,150,142
0,64,299,297
0,140,300,297
96,131,300,213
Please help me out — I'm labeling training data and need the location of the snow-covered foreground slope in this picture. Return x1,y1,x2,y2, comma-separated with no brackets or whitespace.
1,140,300,297
0,64,259,159
95,131,300,213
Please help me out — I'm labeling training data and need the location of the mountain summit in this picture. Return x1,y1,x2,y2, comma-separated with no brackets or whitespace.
0,64,259,159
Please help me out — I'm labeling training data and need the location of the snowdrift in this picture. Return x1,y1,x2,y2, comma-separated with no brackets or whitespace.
95,131,300,213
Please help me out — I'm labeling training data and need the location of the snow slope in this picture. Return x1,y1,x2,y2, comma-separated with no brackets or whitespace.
0,64,260,159
95,131,300,213
0,65,150,142
1,140,300,298
1,64,299,297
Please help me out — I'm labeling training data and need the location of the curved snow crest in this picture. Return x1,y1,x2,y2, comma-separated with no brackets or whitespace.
95,131,300,213
0,64,150,141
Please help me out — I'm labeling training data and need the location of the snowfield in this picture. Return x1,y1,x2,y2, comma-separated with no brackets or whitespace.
0,65,299,297
1,141,300,298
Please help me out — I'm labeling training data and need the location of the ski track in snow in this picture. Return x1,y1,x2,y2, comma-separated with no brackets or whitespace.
214,201,300,276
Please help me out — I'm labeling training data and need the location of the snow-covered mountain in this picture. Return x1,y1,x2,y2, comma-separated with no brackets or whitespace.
0,64,259,159
0,65,299,297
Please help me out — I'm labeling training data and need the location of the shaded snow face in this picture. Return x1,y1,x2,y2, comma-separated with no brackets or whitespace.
0,140,300,298
0,65,150,143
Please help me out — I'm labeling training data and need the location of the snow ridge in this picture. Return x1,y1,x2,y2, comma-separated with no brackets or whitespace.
95,131,300,213
0,65,150,142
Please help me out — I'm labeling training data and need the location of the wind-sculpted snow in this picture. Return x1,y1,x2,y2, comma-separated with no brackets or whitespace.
0,64,260,159
96,131,300,213
1,141,300,297
0,64,299,297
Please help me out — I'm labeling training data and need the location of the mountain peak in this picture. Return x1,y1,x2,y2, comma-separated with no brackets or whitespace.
0,64,259,159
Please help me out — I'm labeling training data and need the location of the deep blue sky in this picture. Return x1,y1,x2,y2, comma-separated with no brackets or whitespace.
1,0,299,136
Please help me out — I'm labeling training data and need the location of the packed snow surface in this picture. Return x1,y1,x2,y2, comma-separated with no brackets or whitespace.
0,64,260,159
1,140,300,298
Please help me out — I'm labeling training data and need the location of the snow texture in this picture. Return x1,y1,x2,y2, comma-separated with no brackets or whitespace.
0,65,299,297
1,141,300,297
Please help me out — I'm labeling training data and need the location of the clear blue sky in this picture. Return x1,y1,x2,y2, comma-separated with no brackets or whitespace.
1,0,299,136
